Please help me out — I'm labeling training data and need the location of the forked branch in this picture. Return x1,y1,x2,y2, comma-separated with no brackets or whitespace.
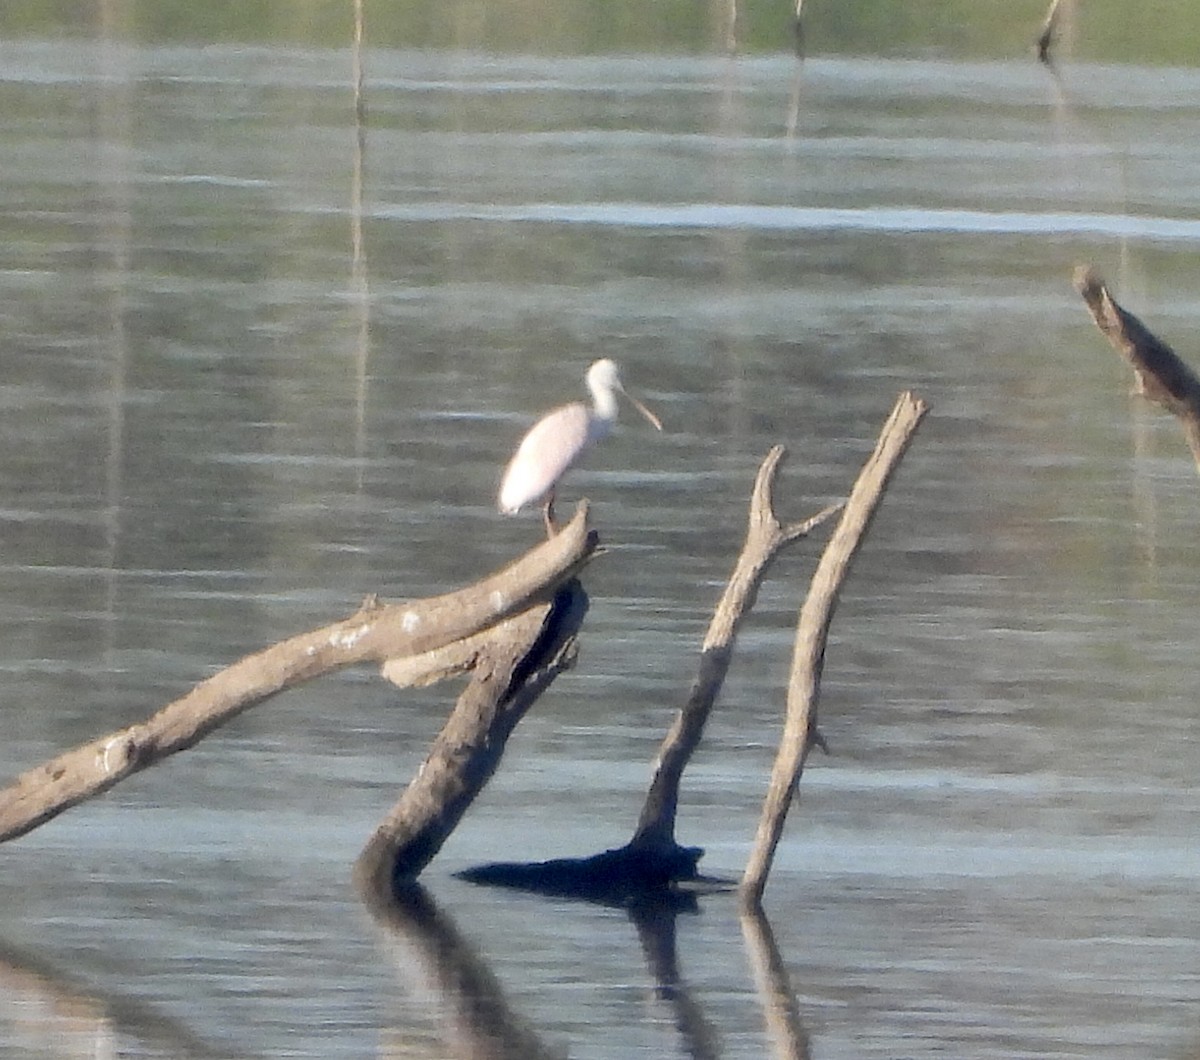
455,448,841,898
630,446,841,850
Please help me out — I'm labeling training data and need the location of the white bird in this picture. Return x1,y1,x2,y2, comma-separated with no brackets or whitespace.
498,359,663,535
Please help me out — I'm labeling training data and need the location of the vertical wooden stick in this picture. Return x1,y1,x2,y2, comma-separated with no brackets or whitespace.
740,391,928,908
793,0,806,58
630,447,841,850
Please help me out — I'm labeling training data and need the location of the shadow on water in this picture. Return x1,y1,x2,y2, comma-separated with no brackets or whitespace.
360,880,810,1060
453,841,719,904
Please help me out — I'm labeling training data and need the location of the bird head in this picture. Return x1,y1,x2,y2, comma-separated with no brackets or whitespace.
587,359,662,431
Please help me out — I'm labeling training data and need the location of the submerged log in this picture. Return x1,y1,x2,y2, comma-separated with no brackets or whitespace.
1074,265,1200,469
0,506,596,845
456,842,706,903
740,390,929,907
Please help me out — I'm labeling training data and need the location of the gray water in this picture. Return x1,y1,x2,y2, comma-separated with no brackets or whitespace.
3,38,1200,1059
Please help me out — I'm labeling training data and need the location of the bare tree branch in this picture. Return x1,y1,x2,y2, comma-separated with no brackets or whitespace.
454,451,842,897
630,446,842,850
0,506,596,845
1074,265,1200,469
740,391,929,907
355,582,588,889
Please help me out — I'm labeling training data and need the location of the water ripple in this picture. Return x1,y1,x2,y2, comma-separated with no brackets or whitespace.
371,200,1200,242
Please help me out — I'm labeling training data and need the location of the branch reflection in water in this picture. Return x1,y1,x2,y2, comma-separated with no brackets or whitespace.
0,942,236,1060
739,908,811,1060
360,877,812,1060
629,893,719,1060
359,881,565,1060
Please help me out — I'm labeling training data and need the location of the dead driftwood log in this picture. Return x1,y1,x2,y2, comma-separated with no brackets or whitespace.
459,392,926,902
740,391,928,907
1074,265,1200,470
354,581,589,893
0,507,597,846
355,459,841,900
5,391,926,904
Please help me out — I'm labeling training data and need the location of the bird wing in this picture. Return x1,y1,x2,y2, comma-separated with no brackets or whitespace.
498,401,594,513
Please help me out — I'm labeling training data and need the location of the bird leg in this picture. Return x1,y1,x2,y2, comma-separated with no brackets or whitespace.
541,491,559,538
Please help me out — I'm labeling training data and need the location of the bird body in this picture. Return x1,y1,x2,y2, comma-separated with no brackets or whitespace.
499,401,607,514
498,359,661,533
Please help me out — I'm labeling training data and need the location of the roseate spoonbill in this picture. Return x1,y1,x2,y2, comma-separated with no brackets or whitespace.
498,359,663,535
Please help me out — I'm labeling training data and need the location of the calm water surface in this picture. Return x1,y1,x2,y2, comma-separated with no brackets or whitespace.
2,39,1200,1059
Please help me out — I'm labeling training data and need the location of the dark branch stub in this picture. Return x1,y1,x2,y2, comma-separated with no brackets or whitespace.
1036,0,1063,64
456,843,708,907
